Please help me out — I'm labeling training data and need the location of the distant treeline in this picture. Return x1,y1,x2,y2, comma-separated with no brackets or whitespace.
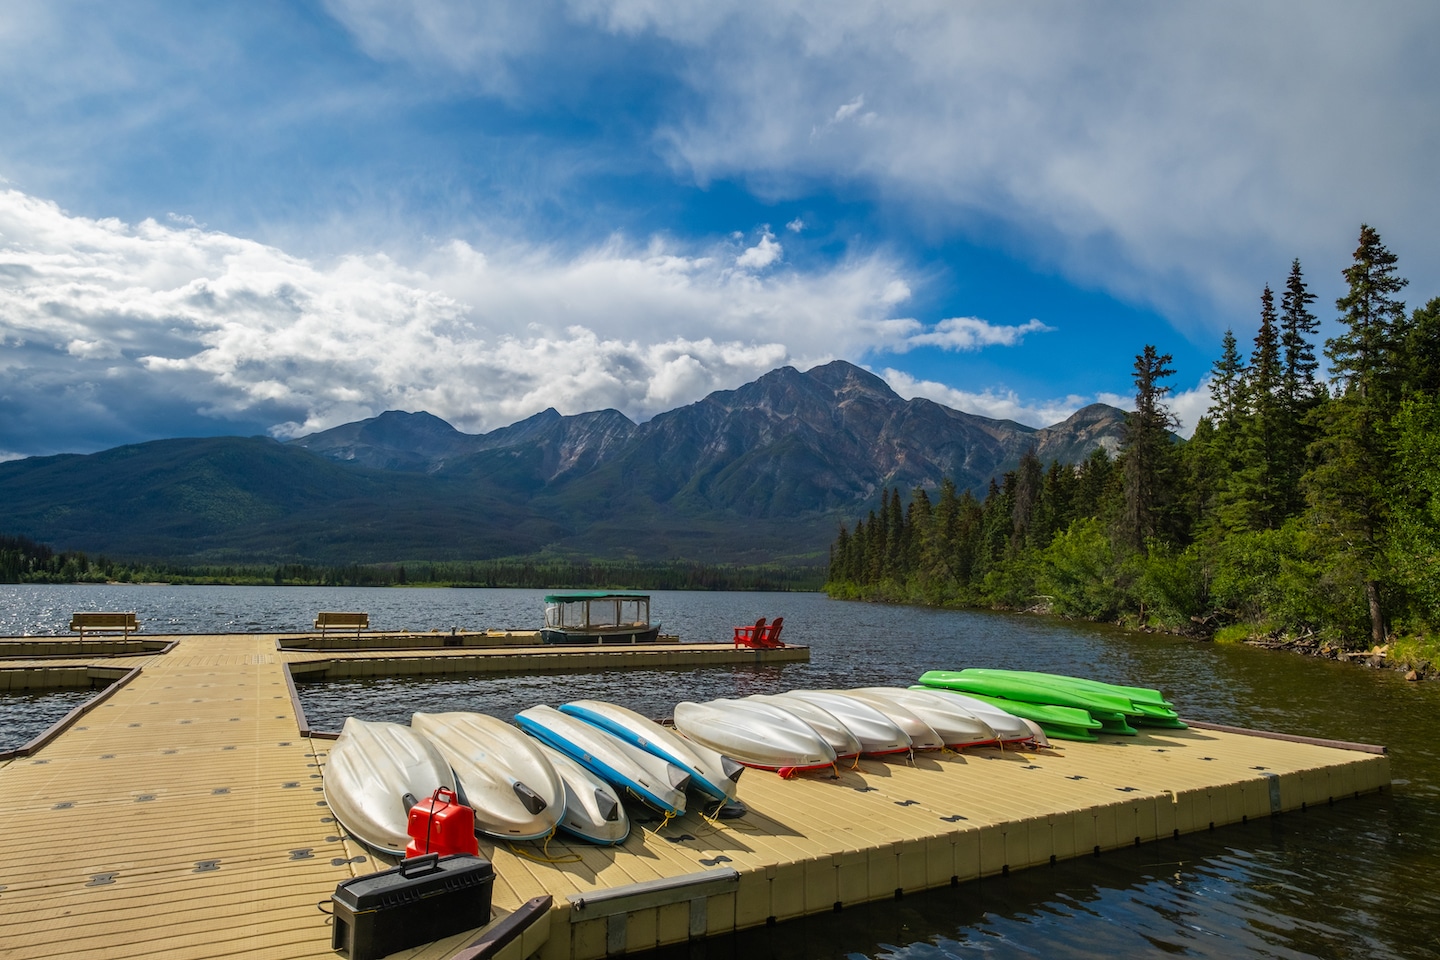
0,536,822,592
829,225,1440,668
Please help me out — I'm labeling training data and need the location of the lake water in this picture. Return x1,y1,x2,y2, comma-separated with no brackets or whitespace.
2,585,1437,959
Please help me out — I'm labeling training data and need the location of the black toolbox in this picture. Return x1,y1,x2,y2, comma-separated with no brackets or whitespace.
331,853,494,960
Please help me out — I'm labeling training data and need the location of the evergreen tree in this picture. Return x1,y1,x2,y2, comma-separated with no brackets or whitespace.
1280,259,1322,408
1120,345,1182,551
1277,259,1322,516
1208,328,1248,427
1074,447,1117,522
1402,297,1440,397
1228,286,1284,530
1310,225,1409,645
1010,448,1044,553
1329,224,1409,406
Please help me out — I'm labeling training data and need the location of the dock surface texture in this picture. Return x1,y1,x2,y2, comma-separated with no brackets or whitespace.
0,635,1389,960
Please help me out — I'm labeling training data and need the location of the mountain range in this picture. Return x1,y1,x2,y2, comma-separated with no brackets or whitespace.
0,361,1127,565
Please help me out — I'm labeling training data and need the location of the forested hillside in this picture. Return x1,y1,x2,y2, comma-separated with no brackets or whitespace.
828,226,1440,666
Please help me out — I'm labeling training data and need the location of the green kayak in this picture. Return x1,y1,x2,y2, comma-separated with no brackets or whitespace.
920,669,1185,729
910,685,1102,741
956,668,1175,710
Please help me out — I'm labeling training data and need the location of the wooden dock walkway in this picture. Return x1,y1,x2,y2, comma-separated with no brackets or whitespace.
0,634,1390,960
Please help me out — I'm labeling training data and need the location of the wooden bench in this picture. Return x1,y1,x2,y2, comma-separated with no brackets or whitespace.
69,612,141,639
314,612,369,637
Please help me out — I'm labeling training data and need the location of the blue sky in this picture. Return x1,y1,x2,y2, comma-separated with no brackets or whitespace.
1,1,1436,459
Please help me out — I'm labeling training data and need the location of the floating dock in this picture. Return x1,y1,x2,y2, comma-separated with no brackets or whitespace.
0,633,1389,960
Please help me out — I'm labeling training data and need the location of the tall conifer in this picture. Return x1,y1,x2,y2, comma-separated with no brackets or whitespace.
1310,224,1409,645
1120,345,1182,551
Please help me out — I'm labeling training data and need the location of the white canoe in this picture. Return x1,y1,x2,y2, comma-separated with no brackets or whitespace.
560,699,744,802
673,699,836,773
322,717,456,856
746,694,862,759
776,690,912,756
898,687,1038,746
411,712,564,841
798,690,944,751
515,705,689,817
845,688,999,748
536,743,629,845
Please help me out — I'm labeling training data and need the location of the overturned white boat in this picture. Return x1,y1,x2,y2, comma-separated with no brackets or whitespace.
559,699,744,802
515,705,690,817
815,690,945,751
411,711,564,841
776,690,912,756
746,693,862,759
673,698,836,774
844,688,998,749
322,717,456,856
536,742,630,845
893,686,1038,746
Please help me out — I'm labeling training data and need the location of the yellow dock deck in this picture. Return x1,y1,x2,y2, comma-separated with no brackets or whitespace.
0,634,1390,960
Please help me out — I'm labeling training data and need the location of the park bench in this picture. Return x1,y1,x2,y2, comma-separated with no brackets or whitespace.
314,611,369,637
69,612,141,639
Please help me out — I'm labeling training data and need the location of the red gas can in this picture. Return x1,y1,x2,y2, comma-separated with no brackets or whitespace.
405,788,478,858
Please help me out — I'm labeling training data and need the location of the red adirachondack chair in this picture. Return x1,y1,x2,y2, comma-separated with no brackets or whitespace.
733,617,766,648
734,616,785,648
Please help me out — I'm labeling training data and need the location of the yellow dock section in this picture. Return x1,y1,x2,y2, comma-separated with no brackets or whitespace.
0,634,1390,960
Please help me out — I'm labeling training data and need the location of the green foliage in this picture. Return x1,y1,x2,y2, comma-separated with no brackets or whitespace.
1037,518,1126,620
1132,541,1208,628
1386,396,1440,629
825,223,1437,655
0,537,824,592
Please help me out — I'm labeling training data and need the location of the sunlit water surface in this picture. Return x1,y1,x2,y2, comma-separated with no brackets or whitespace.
2,585,1436,959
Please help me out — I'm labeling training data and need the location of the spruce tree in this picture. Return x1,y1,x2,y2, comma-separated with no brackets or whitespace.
1310,224,1409,645
1011,448,1044,553
1402,297,1440,397
1230,286,1283,530
1120,345,1182,551
1277,259,1321,516
1208,328,1248,427
1329,224,1409,406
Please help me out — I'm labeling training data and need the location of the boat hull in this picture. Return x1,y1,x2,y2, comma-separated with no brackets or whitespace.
776,690,911,756
559,700,742,802
540,626,660,645
673,699,836,773
322,718,457,856
410,712,565,841
515,705,689,817
536,743,630,844
846,687,1002,748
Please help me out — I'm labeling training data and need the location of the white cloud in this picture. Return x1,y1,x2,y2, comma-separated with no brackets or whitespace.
833,95,864,123
734,229,782,271
1169,380,1211,439
0,188,915,453
320,2,1439,329
785,218,804,233
880,368,1093,428
880,368,1212,439
890,316,1052,354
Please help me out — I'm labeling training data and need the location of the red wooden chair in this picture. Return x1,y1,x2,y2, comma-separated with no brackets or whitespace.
758,617,785,647
734,617,766,648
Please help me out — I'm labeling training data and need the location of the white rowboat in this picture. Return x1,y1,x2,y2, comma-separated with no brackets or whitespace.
322,717,456,856
411,711,564,841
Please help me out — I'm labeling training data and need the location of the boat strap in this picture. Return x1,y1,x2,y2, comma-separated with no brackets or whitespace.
508,827,582,864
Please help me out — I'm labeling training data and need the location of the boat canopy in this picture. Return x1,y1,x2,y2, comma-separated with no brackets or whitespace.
543,593,650,631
